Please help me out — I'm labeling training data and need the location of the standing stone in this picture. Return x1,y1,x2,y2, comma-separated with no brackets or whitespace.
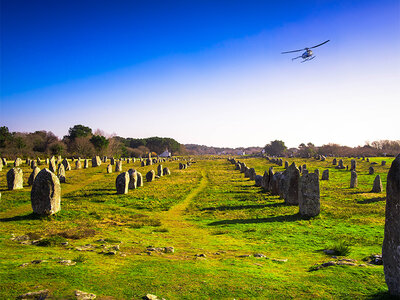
369,166,375,175
255,175,263,187
267,167,275,192
270,172,283,196
335,159,345,169
382,161,387,166
314,169,320,177
321,156,326,161
163,167,171,175
31,168,61,215
261,170,270,191
84,159,89,169
332,158,337,165
240,163,247,173
14,158,21,167
127,158,131,163
62,158,71,171
0,159,3,171
115,172,129,194
299,173,320,217
106,164,112,173
49,158,56,173
147,158,153,166
45,158,49,164
157,165,163,177
30,160,37,169
128,169,137,189
57,156,62,164
351,159,356,171
282,163,300,205
146,170,155,182
2,157,7,166
371,175,383,193
28,167,40,186
350,170,358,188
75,160,82,169
367,158,370,162
284,161,289,169
382,154,400,296
103,156,107,163
141,160,146,167
7,168,23,190
115,161,122,172
57,164,66,183
136,172,143,187
92,156,102,167
244,167,251,178
249,168,256,180
110,158,115,165
321,169,329,180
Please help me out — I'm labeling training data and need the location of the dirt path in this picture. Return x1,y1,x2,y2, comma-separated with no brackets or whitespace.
156,169,243,257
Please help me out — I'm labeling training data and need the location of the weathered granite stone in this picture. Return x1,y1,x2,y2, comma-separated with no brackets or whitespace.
369,166,375,175
115,161,122,172
350,170,358,188
299,173,320,217
146,170,155,182
14,157,21,167
335,159,345,169
106,164,112,173
75,160,82,169
116,172,129,194
30,160,37,169
261,170,270,191
267,167,275,192
255,175,263,187
7,168,23,190
240,163,247,173
382,154,400,296
28,167,40,186
249,168,256,180
163,167,171,175
57,164,66,183
270,172,283,196
284,161,289,169
157,164,163,177
141,160,146,167
136,172,143,187
84,159,89,168
321,169,329,180
31,168,61,215
128,169,137,189
372,175,383,193
110,158,115,165
244,167,251,178
179,163,184,169
147,158,153,166
282,163,300,205
92,156,101,167
314,169,320,177
62,158,71,171
332,158,337,165
351,159,356,171
49,158,56,173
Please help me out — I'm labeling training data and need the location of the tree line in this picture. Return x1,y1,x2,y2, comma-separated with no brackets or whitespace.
0,125,186,159
264,140,400,157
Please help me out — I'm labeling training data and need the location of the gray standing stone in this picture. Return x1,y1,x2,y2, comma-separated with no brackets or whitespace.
141,160,146,167
0,159,2,171
116,172,129,194
75,160,82,169
235,163,241,170
335,159,345,169
382,161,387,166
147,158,153,166
382,154,400,296
270,172,282,196
92,156,102,167
366,158,370,162
45,158,49,164
371,175,383,193
255,175,263,187
157,164,163,177
84,159,89,168
49,158,56,173
321,156,326,161
244,167,251,178
314,169,320,177
103,156,107,163
351,159,356,171
30,160,37,169
106,164,112,173
28,167,41,186
350,170,358,188
284,161,289,169
62,158,71,171
31,168,61,215
128,169,137,189
110,158,115,165
369,166,375,175
57,164,66,183
7,168,23,190
2,157,7,166
249,168,256,180
321,169,329,180
146,170,155,182
136,172,143,187
282,163,300,205
261,170,270,191
332,158,337,165
115,161,122,172
14,157,21,167
163,167,171,175
299,173,320,217
267,167,275,192
240,163,247,173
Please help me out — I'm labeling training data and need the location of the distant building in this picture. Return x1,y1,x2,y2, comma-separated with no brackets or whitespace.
159,149,171,158
237,150,245,156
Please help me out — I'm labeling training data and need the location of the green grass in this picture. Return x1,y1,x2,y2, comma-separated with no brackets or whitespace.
0,156,395,299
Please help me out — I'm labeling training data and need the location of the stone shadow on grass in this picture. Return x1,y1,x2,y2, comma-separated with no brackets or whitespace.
201,202,285,212
0,213,42,222
207,213,302,226
357,197,386,204
367,290,396,300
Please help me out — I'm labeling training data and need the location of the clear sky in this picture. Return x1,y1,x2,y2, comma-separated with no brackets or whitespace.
1,0,399,148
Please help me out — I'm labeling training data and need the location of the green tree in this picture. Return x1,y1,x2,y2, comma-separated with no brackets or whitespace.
67,125,92,140
90,135,109,152
264,140,287,156
0,126,12,148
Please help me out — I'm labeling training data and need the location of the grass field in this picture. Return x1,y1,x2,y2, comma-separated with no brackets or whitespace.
0,156,395,299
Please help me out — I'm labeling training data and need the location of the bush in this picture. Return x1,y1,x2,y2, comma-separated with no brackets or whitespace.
330,241,351,256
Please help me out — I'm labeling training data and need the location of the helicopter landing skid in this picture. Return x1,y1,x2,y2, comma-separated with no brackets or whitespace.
301,56,316,63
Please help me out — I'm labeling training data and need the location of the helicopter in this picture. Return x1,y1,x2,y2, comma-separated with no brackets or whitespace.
281,40,330,62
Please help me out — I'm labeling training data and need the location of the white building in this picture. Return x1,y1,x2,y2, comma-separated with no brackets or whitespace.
159,149,172,158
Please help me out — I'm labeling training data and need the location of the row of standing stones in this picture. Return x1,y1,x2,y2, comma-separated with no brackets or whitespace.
229,154,400,296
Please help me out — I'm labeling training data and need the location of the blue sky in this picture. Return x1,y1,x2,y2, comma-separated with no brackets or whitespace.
1,0,399,147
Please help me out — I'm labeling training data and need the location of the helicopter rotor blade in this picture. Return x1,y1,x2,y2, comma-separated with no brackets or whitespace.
309,40,330,49
281,49,305,54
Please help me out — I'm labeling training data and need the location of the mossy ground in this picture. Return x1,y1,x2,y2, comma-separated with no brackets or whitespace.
0,157,395,299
